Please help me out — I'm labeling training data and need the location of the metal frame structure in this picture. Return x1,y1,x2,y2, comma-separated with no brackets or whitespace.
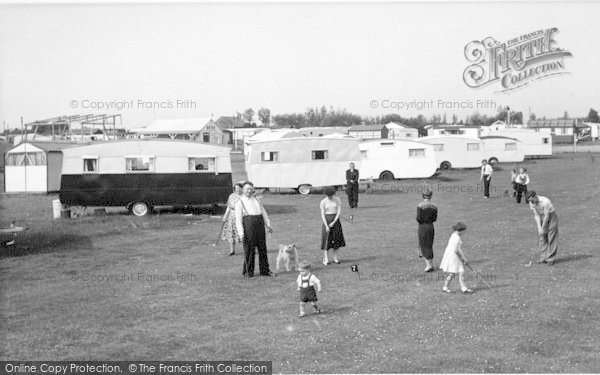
25,114,123,141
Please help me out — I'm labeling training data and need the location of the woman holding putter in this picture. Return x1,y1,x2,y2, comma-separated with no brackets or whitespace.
440,222,473,294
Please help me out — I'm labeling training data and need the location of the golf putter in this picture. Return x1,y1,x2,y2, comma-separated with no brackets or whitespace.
465,263,495,291
213,221,226,246
524,236,542,267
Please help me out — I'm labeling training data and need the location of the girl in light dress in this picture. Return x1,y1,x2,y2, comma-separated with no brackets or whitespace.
221,182,244,255
439,222,473,294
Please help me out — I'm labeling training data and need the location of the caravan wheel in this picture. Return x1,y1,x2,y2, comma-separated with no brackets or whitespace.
297,184,312,195
378,171,394,181
129,201,151,217
440,161,452,170
488,157,499,165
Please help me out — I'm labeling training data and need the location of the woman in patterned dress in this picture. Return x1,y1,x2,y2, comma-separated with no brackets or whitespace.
320,187,346,265
221,182,244,255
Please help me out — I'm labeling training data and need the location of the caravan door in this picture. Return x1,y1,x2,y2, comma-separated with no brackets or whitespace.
466,141,483,167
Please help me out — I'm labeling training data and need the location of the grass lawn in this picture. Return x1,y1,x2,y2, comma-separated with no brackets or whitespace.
1,152,600,372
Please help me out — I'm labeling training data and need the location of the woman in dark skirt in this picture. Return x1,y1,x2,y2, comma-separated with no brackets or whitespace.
320,187,346,265
417,188,437,272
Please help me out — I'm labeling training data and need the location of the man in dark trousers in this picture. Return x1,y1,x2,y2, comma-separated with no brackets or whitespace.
480,159,493,198
526,191,558,265
346,162,359,209
235,182,274,277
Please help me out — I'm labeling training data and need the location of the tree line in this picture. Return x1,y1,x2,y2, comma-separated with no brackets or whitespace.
238,106,600,132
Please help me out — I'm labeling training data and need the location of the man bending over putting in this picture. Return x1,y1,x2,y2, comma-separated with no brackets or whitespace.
526,190,558,265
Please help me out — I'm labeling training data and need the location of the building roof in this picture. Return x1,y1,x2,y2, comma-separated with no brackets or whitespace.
429,124,481,129
215,116,251,129
479,136,520,141
348,124,387,132
528,119,587,128
384,122,411,129
131,118,219,134
10,141,80,153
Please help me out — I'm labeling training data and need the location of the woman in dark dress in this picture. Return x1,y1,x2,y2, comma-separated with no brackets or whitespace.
320,187,346,265
417,188,437,272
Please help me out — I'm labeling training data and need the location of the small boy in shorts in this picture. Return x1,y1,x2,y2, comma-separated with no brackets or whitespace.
297,261,322,317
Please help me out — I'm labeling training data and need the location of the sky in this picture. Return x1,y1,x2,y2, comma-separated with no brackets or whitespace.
1,1,599,129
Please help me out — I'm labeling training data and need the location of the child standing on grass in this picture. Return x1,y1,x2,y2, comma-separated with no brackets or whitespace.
439,222,473,294
297,261,321,317
510,167,518,198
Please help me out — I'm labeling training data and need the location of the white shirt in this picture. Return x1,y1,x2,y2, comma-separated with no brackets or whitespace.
481,164,493,175
515,173,530,185
529,196,555,216
320,196,341,215
235,196,271,237
297,273,321,291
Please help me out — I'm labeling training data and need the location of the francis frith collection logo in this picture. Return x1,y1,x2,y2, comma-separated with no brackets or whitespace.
463,28,572,92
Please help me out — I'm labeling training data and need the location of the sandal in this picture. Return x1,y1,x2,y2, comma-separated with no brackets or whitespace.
462,288,474,294
333,259,340,264
442,287,452,293
323,260,329,266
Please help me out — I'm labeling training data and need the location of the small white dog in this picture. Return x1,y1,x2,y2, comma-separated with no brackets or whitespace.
276,243,299,272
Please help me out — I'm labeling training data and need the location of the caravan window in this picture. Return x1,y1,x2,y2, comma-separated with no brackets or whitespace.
312,150,328,160
83,158,98,173
560,128,567,135
5,152,46,166
380,142,394,146
189,157,215,171
433,144,444,151
409,148,425,157
505,143,517,151
467,143,480,151
126,156,155,172
261,151,278,162
406,133,413,137
360,150,368,158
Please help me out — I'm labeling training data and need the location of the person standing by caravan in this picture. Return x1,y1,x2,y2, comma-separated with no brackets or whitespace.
416,188,437,272
320,187,346,265
221,182,244,255
235,182,274,277
526,191,558,265
514,168,530,204
510,167,518,198
480,160,493,198
346,163,359,209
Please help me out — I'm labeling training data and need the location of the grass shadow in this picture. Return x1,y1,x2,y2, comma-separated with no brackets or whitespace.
553,253,593,265
430,175,463,182
320,305,354,315
261,204,297,214
0,233,94,258
341,255,379,263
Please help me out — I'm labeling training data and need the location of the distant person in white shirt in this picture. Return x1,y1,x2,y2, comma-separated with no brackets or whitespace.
514,167,530,204
235,182,274,277
526,191,558,265
480,160,493,198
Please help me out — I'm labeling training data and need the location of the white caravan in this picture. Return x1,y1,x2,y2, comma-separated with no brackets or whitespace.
244,133,360,194
479,136,525,164
359,139,437,180
479,128,552,157
418,136,486,169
